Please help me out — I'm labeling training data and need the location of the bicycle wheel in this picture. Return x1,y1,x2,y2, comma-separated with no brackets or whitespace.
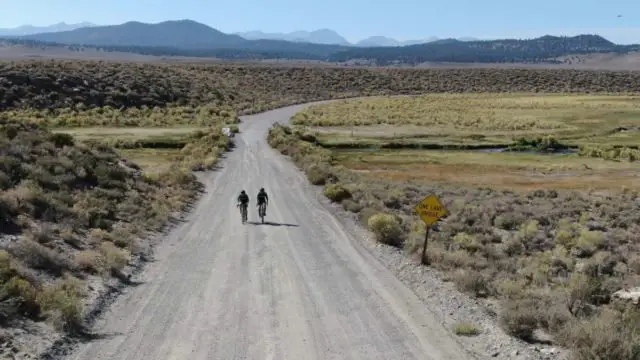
260,204,264,223
241,205,247,223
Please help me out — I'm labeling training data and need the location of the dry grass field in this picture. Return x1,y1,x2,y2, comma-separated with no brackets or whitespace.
52,127,210,175
2,59,640,358
269,93,640,360
294,94,640,147
332,149,640,192
292,94,640,192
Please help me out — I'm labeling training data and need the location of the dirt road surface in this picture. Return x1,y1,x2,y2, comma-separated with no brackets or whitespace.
67,104,476,360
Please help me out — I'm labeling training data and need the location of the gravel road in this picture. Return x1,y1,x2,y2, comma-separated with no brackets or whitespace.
66,103,478,360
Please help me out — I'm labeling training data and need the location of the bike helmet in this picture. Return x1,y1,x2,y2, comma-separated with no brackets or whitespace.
241,190,246,194
260,188,265,192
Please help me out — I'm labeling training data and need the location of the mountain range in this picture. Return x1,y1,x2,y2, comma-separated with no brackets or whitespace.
234,29,479,47
0,22,97,36
0,21,480,47
2,19,638,65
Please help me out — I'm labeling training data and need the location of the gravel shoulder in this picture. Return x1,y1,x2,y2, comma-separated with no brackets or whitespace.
50,103,567,360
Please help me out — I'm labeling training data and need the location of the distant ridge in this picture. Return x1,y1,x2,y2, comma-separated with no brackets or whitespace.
235,30,479,47
3,20,637,64
236,29,351,45
0,22,96,36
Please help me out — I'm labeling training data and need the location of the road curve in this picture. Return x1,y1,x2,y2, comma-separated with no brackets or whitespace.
67,103,475,360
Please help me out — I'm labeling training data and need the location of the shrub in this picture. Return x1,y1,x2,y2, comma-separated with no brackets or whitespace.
110,226,137,250
454,322,482,336
48,133,75,148
402,220,426,254
10,239,76,275
497,279,527,300
5,277,39,314
100,242,130,271
453,232,483,254
74,250,106,274
453,270,492,297
572,229,605,258
557,307,640,360
306,164,332,185
358,207,380,225
37,275,85,331
341,199,363,213
579,145,640,163
494,213,524,230
323,184,351,202
499,299,539,341
367,213,404,247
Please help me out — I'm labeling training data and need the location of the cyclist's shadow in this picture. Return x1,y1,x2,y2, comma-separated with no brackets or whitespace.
246,221,299,227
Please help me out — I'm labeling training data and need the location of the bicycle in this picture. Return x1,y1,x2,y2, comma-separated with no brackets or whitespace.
258,203,267,224
237,203,248,224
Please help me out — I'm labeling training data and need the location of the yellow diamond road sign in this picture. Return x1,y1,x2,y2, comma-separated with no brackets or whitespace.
415,193,447,225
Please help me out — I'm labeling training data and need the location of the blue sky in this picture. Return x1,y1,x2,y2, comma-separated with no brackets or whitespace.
1,0,639,43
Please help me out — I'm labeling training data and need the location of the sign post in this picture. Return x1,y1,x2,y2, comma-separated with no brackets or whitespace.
414,193,448,265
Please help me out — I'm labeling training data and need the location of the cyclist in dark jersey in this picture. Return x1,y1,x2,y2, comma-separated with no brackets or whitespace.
237,190,249,206
237,190,250,222
256,188,269,216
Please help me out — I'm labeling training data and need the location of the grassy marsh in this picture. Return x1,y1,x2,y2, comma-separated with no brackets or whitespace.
294,94,640,148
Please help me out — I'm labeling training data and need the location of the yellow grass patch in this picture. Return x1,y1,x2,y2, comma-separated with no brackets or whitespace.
295,93,640,146
333,149,640,192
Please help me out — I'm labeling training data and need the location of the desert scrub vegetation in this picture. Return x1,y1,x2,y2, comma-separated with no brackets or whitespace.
3,60,640,114
0,119,204,334
268,123,640,360
55,127,202,151
453,322,482,337
53,125,233,173
292,94,640,148
323,183,352,202
0,105,240,128
53,124,233,172
176,126,234,171
367,213,404,246
578,145,640,162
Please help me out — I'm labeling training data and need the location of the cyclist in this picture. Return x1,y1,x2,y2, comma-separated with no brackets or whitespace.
256,188,269,216
237,190,249,216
